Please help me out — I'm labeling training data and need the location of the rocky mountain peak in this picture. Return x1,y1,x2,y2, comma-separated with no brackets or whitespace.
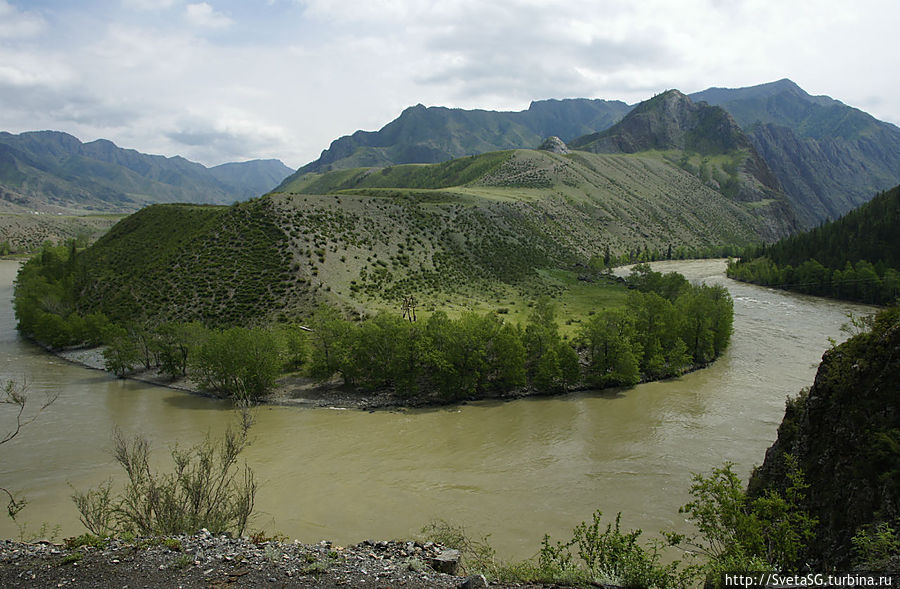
570,89,747,155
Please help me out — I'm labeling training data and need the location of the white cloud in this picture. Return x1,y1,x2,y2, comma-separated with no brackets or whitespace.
185,2,233,28
165,108,290,162
122,0,177,10
0,0,46,38
0,0,898,168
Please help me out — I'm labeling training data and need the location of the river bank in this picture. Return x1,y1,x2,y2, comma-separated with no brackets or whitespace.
0,532,511,588
52,342,714,411
51,344,530,410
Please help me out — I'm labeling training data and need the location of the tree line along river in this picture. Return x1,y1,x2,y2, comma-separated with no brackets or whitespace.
0,259,878,560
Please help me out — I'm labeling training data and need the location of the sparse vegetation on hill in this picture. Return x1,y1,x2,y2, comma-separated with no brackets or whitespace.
0,212,121,255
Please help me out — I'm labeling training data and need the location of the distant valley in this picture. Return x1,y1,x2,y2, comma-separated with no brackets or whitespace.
0,130,292,215
0,130,292,252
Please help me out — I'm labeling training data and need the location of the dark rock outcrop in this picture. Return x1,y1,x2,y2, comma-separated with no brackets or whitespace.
569,90,749,156
749,307,900,568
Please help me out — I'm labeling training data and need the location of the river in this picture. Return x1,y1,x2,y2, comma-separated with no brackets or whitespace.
0,259,878,560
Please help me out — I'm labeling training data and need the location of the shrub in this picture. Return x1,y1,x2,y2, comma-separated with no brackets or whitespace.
72,411,256,537
852,522,900,569
420,519,497,576
677,458,816,583
529,511,694,588
192,327,282,401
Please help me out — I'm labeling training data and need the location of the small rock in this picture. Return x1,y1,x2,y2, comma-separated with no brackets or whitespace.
458,574,488,589
429,549,460,575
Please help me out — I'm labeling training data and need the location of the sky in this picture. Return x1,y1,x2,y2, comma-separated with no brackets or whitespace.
1,0,898,170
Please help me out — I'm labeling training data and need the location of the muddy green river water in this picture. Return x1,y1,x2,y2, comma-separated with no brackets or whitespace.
0,259,878,560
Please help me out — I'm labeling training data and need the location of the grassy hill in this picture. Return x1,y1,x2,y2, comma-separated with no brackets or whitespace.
55,148,756,327
62,143,797,328
279,147,795,243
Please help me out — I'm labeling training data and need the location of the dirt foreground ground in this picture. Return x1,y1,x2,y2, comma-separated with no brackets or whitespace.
0,532,550,588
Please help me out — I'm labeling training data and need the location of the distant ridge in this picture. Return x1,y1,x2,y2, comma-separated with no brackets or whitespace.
690,79,900,226
0,131,292,214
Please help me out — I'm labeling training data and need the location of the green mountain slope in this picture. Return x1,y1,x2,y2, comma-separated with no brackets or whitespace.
740,185,900,270
567,90,797,232
283,80,900,233
0,131,293,214
691,79,900,226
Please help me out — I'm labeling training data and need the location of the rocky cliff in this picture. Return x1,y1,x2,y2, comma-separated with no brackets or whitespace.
748,306,900,568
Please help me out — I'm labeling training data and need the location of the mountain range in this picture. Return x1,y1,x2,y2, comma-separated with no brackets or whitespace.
291,99,631,176
0,131,292,214
287,79,900,228
3,79,898,235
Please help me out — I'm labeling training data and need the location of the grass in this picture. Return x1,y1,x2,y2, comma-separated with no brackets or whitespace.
60,551,83,565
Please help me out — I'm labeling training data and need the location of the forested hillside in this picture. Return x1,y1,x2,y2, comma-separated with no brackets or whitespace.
727,185,900,304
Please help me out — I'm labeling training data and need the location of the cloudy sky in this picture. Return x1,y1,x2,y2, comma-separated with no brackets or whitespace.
1,0,898,169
